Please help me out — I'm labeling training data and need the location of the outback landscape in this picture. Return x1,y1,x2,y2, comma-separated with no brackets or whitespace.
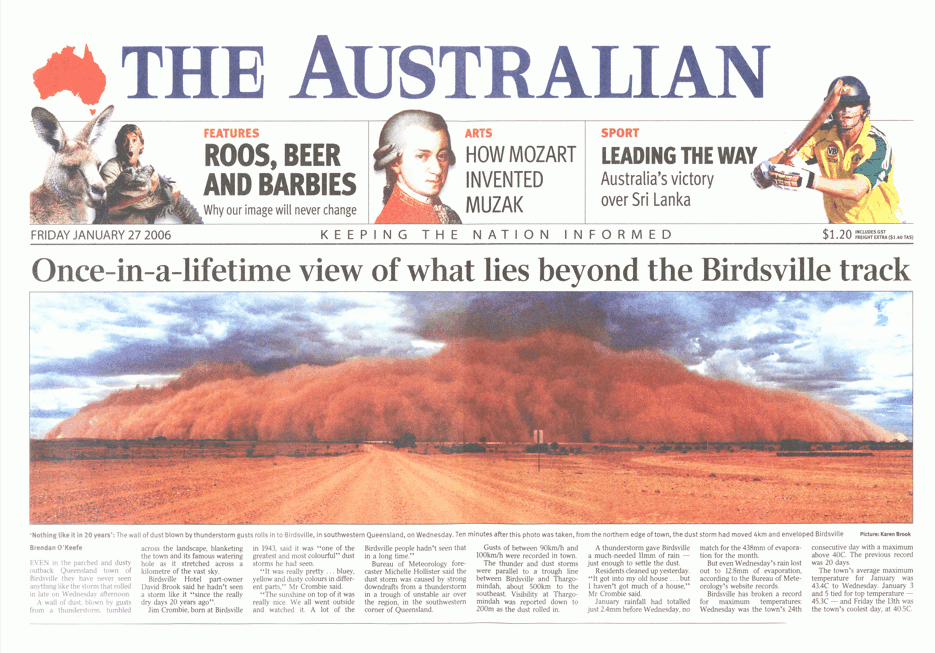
30,439,912,524
30,294,913,526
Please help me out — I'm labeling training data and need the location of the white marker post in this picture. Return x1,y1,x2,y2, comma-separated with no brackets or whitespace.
533,429,544,472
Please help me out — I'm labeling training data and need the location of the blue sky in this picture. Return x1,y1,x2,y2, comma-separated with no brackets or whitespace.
29,291,912,438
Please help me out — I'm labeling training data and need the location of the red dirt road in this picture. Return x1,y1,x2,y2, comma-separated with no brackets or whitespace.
30,446,912,524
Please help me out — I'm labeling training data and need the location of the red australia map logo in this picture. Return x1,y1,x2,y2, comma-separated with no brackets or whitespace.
33,45,106,113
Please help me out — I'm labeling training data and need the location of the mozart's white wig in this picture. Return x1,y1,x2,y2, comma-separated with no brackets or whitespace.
373,110,454,203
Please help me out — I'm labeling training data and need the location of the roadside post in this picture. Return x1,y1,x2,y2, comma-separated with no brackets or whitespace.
533,429,544,472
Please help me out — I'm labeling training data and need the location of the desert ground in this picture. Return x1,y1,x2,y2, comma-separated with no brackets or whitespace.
30,441,912,524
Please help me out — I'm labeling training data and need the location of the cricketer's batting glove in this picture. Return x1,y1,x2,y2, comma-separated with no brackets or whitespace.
768,163,816,191
751,160,774,189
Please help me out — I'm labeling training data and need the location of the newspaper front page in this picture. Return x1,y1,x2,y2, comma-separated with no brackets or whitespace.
1,2,926,650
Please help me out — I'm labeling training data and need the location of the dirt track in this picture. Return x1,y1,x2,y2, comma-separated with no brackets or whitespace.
30,445,912,524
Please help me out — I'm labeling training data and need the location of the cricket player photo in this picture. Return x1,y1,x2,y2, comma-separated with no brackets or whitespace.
752,76,900,223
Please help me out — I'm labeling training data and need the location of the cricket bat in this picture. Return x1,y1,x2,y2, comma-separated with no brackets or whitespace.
778,79,850,165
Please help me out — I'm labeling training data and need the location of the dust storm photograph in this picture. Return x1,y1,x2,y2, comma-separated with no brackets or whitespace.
29,291,912,525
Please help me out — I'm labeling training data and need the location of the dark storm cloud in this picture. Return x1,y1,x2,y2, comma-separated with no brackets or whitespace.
30,294,426,383
412,292,790,362
417,292,611,344
30,291,912,437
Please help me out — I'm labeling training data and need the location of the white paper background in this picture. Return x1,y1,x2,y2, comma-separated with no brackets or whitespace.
2,1,929,650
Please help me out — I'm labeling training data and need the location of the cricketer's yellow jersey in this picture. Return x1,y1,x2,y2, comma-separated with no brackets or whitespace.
799,119,900,223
